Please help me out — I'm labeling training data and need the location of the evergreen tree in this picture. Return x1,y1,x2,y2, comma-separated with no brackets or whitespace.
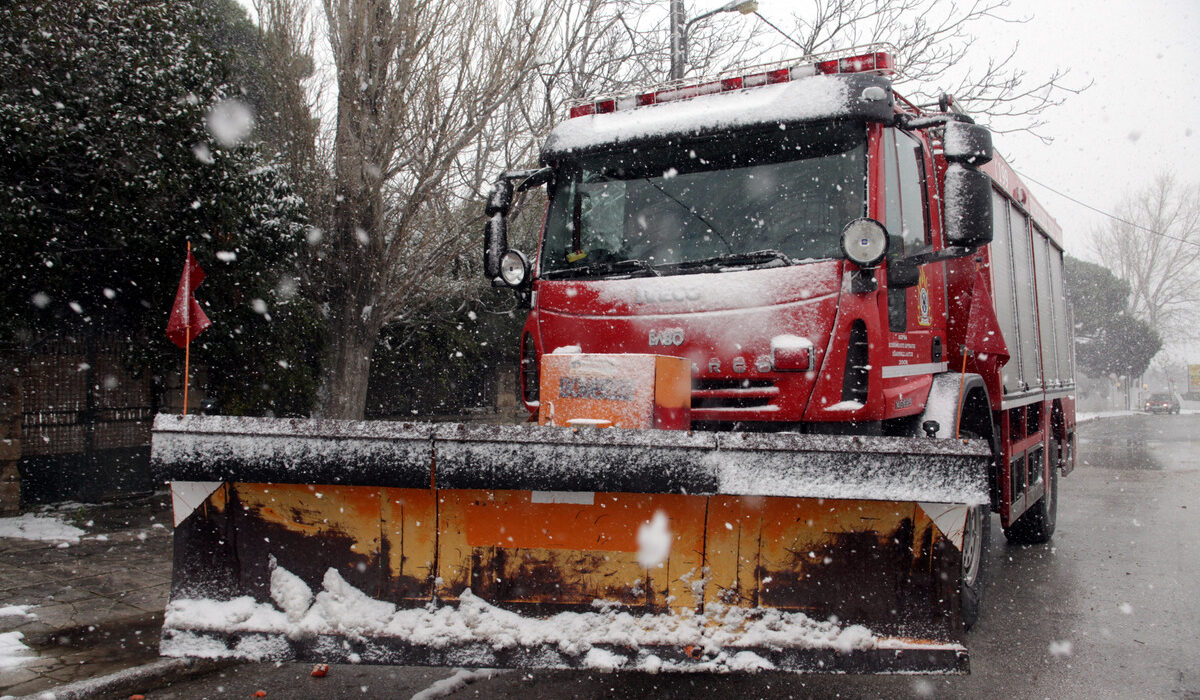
0,0,323,415
1065,256,1160,379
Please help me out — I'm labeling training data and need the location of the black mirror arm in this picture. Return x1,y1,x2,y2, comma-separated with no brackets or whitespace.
850,268,878,294
903,245,976,267
512,167,552,192
895,113,975,131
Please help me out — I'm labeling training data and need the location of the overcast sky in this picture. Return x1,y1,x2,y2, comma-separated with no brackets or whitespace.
973,0,1199,258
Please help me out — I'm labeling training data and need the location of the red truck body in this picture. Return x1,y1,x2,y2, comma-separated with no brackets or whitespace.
513,53,1076,531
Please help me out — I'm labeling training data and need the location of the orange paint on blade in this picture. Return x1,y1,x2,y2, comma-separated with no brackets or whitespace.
450,490,703,552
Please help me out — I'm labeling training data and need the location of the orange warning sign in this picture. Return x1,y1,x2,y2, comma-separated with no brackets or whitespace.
538,353,690,429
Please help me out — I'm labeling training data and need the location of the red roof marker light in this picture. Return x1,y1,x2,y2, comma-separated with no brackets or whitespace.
566,49,896,118
815,51,895,76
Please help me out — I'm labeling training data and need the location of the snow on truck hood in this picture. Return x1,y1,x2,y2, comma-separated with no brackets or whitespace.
535,263,843,370
542,75,886,157
537,261,842,316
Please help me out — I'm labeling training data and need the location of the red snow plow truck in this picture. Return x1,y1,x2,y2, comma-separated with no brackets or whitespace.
153,46,1075,674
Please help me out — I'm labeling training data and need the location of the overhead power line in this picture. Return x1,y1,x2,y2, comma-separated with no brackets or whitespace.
1014,168,1200,251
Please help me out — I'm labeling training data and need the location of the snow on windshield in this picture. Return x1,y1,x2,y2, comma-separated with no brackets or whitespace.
540,122,865,277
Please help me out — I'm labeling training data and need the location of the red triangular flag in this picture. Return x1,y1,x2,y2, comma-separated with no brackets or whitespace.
963,270,1009,365
166,251,212,349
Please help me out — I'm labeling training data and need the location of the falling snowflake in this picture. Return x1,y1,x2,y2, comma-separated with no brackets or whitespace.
206,99,255,148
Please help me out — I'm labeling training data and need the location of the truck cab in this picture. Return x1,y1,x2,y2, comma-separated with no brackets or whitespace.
488,50,993,436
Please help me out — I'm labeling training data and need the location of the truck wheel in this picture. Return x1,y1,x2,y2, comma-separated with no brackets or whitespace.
960,503,990,630
1003,441,1059,545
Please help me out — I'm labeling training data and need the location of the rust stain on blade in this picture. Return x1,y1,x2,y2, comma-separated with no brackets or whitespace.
436,490,705,613
704,497,962,638
173,483,963,643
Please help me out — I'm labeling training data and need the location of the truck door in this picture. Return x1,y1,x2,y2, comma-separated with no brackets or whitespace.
880,128,947,410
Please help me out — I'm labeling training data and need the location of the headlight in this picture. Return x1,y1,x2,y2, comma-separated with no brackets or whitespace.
840,218,889,267
499,249,529,287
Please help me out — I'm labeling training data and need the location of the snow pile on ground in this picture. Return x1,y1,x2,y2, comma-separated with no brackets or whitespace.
0,513,85,542
410,668,505,700
164,564,909,671
0,631,36,670
1077,410,1134,423
0,605,38,623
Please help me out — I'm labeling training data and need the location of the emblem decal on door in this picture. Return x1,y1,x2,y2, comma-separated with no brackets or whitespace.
917,267,932,327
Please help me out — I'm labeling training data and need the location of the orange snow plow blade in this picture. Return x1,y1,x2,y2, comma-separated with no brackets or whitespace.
154,414,988,673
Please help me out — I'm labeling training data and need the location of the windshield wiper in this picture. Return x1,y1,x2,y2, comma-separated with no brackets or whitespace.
670,249,796,272
642,178,733,253
541,258,662,280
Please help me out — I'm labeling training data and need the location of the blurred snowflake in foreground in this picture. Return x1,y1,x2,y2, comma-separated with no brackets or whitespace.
206,99,254,148
1048,640,1073,658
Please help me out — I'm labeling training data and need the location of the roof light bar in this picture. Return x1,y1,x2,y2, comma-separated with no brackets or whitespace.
815,51,894,76
567,49,896,119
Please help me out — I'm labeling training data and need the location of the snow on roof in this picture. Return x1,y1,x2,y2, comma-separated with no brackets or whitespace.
542,76,852,156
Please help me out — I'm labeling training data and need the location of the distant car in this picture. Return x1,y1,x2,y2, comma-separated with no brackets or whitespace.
1143,393,1180,414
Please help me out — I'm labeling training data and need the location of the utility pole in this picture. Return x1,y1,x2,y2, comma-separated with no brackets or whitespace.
669,1,759,81
670,0,686,81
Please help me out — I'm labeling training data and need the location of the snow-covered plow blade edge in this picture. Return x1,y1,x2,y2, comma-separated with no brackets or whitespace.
153,414,988,674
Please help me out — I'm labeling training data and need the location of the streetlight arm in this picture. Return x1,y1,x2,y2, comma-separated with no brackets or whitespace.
671,1,758,81
686,1,758,32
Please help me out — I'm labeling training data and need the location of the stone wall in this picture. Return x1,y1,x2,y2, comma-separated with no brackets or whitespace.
0,370,20,514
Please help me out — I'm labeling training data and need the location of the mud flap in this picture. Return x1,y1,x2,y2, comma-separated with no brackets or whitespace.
154,415,988,674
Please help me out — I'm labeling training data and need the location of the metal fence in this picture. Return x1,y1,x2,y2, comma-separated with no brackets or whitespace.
17,333,156,503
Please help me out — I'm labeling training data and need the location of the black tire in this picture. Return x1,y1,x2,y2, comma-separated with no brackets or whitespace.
960,503,991,630
913,377,996,630
1003,440,1059,545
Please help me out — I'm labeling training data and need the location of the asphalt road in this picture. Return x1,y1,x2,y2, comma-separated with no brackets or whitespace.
146,413,1200,700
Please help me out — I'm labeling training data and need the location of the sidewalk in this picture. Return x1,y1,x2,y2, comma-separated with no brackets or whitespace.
0,493,174,698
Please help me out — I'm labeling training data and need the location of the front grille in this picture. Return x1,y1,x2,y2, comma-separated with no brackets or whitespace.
692,379,778,409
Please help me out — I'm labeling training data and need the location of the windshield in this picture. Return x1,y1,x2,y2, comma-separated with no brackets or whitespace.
540,121,867,279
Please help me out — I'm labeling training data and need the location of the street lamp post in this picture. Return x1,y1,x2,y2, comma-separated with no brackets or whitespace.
668,0,759,81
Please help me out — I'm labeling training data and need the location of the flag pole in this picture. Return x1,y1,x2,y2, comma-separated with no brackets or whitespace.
183,240,191,416
955,261,983,439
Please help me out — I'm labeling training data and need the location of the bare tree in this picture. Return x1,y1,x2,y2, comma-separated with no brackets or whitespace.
766,0,1087,140
312,0,561,419
252,0,323,186
1092,174,1200,344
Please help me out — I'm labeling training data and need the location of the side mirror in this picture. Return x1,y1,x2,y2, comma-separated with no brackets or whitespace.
485,178,514,216
483,178,514,279
944,164,993,249
483,214,508,280
943,121,993,166
483,168,551,290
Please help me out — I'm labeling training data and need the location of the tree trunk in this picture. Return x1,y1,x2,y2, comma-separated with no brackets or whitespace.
317,297,378,420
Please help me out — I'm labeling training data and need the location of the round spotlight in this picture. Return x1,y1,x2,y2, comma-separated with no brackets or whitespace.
840,218,889,267
499,249,530,287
